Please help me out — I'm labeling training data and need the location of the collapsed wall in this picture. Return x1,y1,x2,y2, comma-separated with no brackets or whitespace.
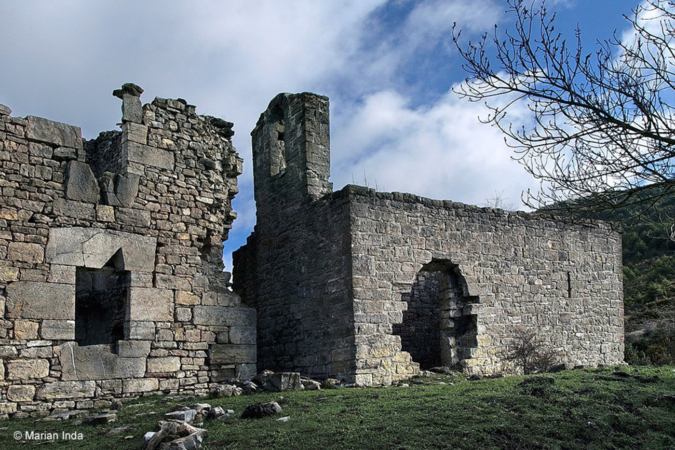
0,84,255,419
234,92,624,386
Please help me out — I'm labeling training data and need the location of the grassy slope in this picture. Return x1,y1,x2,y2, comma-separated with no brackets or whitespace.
1,367,674,450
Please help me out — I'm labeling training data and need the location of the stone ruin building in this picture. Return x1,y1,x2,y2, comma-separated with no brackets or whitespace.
233,92,625,386
0,84,254,418
0,85,624,417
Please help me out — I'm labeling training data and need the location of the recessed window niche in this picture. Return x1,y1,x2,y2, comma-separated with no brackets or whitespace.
75,251,130,347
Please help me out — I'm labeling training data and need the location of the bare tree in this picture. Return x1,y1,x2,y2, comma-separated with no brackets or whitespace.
501,328,558,374
453,0,675,219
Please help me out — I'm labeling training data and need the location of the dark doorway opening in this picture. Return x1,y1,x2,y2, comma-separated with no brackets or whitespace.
75,251,130,347
394,260,479,369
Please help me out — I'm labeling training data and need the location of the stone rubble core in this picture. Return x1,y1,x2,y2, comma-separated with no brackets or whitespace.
0,84,254,419
233,92,625,387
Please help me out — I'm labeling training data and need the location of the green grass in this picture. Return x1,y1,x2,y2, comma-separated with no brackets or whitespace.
1,366,674,449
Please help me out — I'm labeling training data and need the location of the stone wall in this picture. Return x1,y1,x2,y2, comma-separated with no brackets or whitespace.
234,93,355,380
234,92,624,387
345,186,624,384
0,84,255,418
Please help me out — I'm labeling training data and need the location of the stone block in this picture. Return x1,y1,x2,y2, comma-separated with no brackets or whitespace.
129,288,173,322
52,198,95,220
0,402,17,414
26,116,82,149
7,385,35,402
176,307,192,322
41,320,75,340
147,357,181,373
117,207,150,227
45,228,156,272
6,282,75,320
155,274,191,291
96,205,115,222
229,327,256,345
126,321,155,340
117,340,151,358
176,291,200,306
65,161,99,203
56,342,146,381
0,346,18,358
0,266,20,283
122,122,147,144
209,344,256,364
6,359,49,380
36,381,96,400
124,141,174,170
192,306,256,327
122,93,143,124
47,265,76,284
0,104,11,116
8,242,44,263
124,378,158,393
14,320,39,340
53,146,77,161
265,372,303,392
115,173,140,207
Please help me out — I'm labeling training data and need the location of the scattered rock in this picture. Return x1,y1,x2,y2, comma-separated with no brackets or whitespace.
164,409,197,424
276,416,291,422
468,374,482,381
108,425,133,435
241,402,282,419
322,378,342,389
301,378,322,390
210,384,242,398
83,413,117,425
111,400,123,410
144,420,207,450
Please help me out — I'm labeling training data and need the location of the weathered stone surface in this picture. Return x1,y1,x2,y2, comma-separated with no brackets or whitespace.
229,327,256,345
56,342,146,381
6,282,75,320
41,320,75,340
0,346,18,358
117,340,151,358
36,381,96,400
0,266,20,282
121,94,143,124
14,320,39,339
52,198,96,220
116,207,150,227
0,402,17,414
65,161,99,203
124,141,174,170
129,288,173,322
47,265,76,284
7,385,36,402
53,146,77,161
0,104,11,116
127,321,155,340
96,204,115,222
26,115,82,149
192,307,256,327
8,242,44,263
147,357,181,373
124,378,158,393
209,344,256,364
6,359,49,380
114,173,140,207
265,372,303,392
45,228,156,271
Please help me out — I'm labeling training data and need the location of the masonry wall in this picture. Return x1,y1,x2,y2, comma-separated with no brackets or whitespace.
0,85,254,419
233,93,356,380
345,187,624,384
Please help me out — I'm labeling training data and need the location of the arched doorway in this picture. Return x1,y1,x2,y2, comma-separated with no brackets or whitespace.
393,259,479,369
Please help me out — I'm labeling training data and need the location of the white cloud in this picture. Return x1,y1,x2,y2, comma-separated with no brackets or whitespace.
331,88,538,208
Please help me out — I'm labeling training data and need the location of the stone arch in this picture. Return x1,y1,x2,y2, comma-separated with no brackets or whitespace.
393,259,479,369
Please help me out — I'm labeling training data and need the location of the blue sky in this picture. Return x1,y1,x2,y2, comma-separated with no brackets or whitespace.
0,0,646,271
